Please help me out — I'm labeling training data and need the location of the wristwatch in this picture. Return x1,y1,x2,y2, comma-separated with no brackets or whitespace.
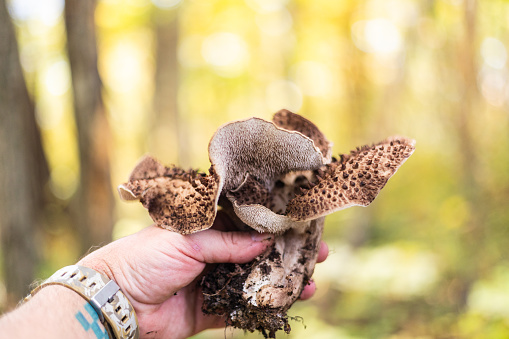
24,265,139,339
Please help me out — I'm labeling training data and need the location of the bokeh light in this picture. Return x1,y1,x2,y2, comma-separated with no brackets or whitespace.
44,59,70,96
478,66,508,107
245,0,289,13
103,41,147,93
316,243,439,298
265,79,303,112
292,61,334,97
255,8,292,36
481,37,507,70
151,0,181,10
8,0,63,26
201,32,249,77
351,18,403,55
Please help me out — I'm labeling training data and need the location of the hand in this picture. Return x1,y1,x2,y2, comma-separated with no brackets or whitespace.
79,217,328,339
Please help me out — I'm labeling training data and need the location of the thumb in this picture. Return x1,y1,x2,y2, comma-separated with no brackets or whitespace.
185,229,274,264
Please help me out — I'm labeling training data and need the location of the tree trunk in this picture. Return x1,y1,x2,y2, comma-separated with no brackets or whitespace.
0,0,49,306
64,0,114,251
450,0,482,310
151,10,189,166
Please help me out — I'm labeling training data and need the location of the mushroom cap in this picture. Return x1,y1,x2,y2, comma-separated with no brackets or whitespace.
209,114,332,233
286,136,416,221
272,109,333,163
117,114,328,234
208,116,325,192
118,112,416,235
118,156,220,234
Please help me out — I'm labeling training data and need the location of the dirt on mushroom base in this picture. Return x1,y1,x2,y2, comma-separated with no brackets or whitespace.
201,249,291,338
201,218,323,338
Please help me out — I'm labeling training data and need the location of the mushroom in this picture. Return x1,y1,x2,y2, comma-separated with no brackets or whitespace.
118,109,416,337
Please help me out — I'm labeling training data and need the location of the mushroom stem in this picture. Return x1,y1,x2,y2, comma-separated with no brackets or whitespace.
201,217,324,337
243,217,324,309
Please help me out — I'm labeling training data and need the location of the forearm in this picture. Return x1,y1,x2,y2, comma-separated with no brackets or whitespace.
0,285,107,339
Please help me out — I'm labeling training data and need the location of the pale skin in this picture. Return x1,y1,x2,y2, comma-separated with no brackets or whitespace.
0,219,328,339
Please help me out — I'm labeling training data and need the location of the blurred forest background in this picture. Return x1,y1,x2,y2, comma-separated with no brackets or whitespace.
1,0,509,338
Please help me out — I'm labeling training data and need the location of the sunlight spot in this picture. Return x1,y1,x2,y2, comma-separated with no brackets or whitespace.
365,53,403,85
478,66,508,107
50,165,78,200
481,37,507,70
469,266,509,317
366,0,419,27
19,42,38,74
315,243,439,298
104,42,144,93
292,61,333,96
8,0,63,26
44,59,71,96
35,100,65,130
255,8,292,36
352,19,402,55
265,79,302,112
201,32,249,77
245,0,289,13
151,0,181,9
446,0,464,6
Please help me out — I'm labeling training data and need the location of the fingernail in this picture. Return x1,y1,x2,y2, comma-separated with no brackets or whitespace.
251,232,273,242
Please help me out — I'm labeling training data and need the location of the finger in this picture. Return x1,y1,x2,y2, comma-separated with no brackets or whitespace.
186,229,274,264
299,280,316,300
317,241,328,263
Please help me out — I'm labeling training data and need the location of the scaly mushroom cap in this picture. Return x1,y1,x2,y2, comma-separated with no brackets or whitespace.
286,136,416,221
118,111,330,234
118,156,220,234
118,110,415,235
272,109,333,163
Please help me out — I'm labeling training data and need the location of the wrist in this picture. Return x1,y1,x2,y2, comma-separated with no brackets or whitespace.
1,285,106,339
78,247,136,305
24,265,139,339
78,254,116,282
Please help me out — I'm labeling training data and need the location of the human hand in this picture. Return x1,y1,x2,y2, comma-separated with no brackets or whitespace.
79,215,328,339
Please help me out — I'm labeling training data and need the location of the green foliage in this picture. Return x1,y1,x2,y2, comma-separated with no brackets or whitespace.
3,0,509,337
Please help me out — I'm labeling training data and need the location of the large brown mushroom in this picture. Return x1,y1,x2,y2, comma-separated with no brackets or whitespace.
118,109,415,337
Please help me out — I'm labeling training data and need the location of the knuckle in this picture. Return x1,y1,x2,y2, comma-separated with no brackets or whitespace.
220,232,238,262
221,231,238,247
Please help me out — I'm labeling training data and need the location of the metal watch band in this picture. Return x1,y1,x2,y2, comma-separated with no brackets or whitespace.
25,265,139,339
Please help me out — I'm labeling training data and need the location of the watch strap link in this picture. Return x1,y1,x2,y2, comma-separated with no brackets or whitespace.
26,265,139,339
